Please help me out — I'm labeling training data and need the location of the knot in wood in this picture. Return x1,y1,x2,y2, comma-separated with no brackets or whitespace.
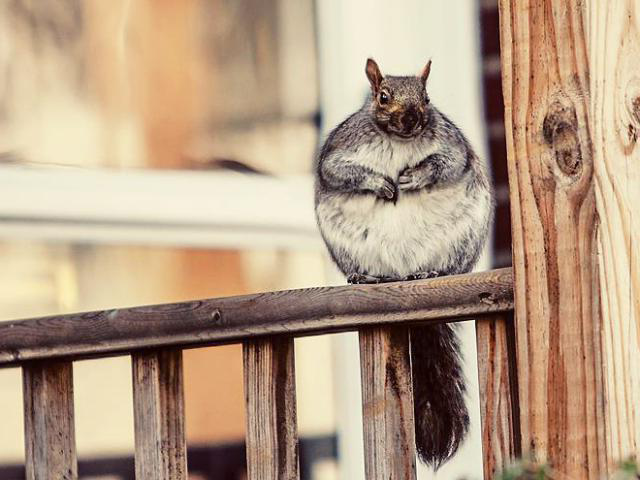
479,292,496,305
542,100,582,177
628,123,638,144
633,96,640,125
631,96,640,143
624,78,640,146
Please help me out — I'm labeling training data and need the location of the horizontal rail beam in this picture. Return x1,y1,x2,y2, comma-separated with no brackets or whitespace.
0,268,513,367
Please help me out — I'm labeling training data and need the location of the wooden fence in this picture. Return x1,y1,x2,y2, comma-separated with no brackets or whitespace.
0,269,515,480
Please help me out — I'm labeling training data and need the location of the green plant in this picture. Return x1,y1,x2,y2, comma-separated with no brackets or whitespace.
493,458,639,480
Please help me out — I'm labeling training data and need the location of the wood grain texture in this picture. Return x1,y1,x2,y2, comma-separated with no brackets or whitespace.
0,268,513,366
499,0,639,475
23,361,77,480
243,337,299,480
476,313,519,479
359,327,416,480
499,1,603,475
132,349,187,480
589,0,640,466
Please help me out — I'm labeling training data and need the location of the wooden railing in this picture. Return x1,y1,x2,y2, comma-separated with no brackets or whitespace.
0,268,516,480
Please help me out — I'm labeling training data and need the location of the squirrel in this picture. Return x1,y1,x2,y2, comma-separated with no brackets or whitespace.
314,58,494,468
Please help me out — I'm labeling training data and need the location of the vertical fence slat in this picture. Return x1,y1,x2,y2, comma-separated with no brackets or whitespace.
243,337,300,480
359,326,416,480
476,313,520,479
132,349,187,480
23,360,77,480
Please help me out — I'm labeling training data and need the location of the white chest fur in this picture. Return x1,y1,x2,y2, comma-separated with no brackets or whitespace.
317,169,490,278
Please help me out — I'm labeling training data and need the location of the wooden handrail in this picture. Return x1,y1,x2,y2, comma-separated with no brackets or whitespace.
0,268,513,367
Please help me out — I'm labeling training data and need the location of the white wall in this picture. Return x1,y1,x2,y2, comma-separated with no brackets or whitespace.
315,1,489,478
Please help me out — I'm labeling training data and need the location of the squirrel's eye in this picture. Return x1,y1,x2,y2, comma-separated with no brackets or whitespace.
424,95,430,105
379,91,389,105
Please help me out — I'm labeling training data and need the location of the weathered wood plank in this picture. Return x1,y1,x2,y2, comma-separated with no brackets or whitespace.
243,337,299,480
23,361,77,480
132,349,187,480
589,0,640,466
499,0,640,475
359,326,416,480
0,268,513,366
499,2,602,475
476,313,519,479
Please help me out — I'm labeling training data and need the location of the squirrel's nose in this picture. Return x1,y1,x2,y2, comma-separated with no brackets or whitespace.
403,111,418,131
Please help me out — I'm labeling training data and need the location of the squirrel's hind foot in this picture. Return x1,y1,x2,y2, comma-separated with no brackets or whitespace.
347,273,399,284
405,271,441,281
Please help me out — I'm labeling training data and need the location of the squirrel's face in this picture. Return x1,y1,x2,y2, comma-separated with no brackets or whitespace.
365,58,432,139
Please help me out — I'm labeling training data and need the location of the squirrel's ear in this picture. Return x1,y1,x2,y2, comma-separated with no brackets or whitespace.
365,58,383,92
420,59,432,85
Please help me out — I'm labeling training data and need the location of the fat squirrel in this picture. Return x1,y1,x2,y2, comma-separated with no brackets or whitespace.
314,58,494,468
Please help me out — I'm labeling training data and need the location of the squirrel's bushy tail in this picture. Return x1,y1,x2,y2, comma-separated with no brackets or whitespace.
411,323,469,469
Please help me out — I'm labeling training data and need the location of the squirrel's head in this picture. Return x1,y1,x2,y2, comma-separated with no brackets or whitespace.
365,58,432,139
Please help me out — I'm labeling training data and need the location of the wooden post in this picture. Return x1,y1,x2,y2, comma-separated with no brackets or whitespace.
132,349,187,480
23,361,77,480
243,337,300,480
589,0,640,467
359,326,416,480
499,0,640,476
476,313,519,478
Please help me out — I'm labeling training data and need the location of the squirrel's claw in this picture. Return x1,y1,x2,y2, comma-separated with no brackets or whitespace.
398,170,425,191
375,176,398,201
399,163,433,191
398,175,413,190
381,185,396,199
405,271,441,280
347,273,399,284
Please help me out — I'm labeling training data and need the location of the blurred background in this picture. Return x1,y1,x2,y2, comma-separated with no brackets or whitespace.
0,1,511,479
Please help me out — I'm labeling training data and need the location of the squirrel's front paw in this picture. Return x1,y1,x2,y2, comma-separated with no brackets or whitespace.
371,176,397,201
398,165,431,191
